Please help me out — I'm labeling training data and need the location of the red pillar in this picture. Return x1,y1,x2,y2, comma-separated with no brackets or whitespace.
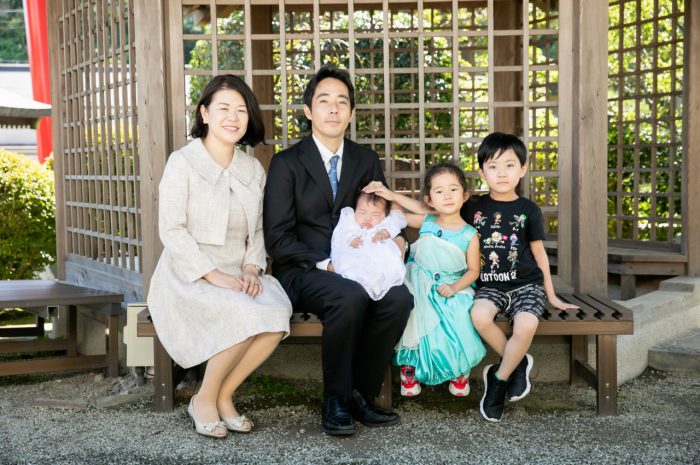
23,0,52,164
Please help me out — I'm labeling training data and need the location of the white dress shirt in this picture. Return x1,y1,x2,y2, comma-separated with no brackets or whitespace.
312,134,344,271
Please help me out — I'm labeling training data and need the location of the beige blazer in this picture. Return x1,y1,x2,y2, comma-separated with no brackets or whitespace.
158,138,267,282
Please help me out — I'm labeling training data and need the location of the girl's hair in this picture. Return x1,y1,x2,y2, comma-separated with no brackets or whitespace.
477,132,528,168
422,162,468,198
190,74,265,146
355,190,391,216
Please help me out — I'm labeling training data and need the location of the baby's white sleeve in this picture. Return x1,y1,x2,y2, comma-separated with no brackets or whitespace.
332,207,360,251
377,210,408,238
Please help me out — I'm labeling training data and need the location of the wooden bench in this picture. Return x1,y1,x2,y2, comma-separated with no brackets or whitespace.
136,309,392,412
545,242,687,300
137,292,632,416
0,280,124,378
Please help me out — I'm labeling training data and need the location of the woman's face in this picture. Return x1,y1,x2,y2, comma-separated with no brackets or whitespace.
200,88,249,146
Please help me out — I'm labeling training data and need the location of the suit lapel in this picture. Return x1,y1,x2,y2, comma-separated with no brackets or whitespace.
335,139,360,211
299,136,334,209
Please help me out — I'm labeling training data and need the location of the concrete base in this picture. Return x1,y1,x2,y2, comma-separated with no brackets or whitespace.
257,276,700,386
648,328,700,372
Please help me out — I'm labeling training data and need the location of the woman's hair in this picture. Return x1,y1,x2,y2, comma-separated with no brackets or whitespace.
422,162,468,198
355,190,391,216
303,65,355,111
477,132,528,168
189,74,265,146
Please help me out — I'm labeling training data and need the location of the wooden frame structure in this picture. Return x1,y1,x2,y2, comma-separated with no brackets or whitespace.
45,0,699,301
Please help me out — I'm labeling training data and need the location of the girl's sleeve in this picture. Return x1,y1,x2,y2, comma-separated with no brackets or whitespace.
242,164,268,272
158,154,216,282
377,210,408,238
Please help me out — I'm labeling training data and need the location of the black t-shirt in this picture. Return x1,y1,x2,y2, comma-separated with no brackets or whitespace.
460,194,546,291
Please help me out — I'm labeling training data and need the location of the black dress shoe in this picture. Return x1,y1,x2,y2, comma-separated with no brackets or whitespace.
321,395,356,436
349,389,400,427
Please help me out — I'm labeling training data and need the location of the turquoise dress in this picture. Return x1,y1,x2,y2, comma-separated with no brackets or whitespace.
394,215,486,385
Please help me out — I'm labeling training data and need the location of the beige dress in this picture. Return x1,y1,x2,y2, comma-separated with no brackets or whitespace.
147,139,292,368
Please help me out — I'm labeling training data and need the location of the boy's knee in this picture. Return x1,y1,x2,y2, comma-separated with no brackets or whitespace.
512,311,539,335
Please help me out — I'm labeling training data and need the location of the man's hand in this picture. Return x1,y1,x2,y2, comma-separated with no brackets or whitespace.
327,262,335,273
350,236,364,248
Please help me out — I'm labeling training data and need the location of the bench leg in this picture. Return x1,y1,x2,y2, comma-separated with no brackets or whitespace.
570,335,588,386
374,367,393,411
106,311,120,378
153,336,174,412
620,274,636,300
596,334,618,416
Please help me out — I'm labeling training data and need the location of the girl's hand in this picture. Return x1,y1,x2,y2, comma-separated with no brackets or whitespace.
350,236,364,248
204,269,244,292
549,296,578,311
372,229,390,242
437,283,459,298
362,181,394,201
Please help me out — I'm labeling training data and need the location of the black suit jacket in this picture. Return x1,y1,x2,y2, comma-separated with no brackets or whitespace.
263,135,387,306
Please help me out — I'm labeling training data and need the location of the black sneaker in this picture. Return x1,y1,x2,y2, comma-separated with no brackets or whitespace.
480,364,507,422
507,353,533,402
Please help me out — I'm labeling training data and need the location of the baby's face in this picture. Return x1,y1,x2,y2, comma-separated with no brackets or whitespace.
355,197,387,229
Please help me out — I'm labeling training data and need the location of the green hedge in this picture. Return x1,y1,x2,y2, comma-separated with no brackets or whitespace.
0,149,56,280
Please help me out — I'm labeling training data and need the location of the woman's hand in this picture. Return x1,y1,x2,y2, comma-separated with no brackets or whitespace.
241,265,263,297
362,181,394,201
204,269,244,291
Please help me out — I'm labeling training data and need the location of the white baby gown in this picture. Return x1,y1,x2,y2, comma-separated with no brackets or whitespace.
331,208,407,300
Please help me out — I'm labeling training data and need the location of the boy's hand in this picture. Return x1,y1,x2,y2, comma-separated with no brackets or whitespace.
549,296,579,311
437,283,459,298
372,229,391,242
350,236,364,248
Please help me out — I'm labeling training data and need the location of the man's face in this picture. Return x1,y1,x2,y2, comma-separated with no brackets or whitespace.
303,77,354,143
355,196,387,229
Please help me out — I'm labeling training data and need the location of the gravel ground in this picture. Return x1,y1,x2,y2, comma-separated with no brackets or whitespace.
0,368,698,465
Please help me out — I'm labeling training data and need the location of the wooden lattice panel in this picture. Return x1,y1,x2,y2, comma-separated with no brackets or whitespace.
607,0,685,244
171,0,562,233
53,0,141,273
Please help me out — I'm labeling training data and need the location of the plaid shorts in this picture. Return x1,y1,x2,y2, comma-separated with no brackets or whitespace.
474,283,546,325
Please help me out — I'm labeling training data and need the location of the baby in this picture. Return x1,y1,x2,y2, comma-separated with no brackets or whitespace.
331,191,407,300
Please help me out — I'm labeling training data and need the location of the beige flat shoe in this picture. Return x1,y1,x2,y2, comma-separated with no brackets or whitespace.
187,397,227,438
220,414,254,433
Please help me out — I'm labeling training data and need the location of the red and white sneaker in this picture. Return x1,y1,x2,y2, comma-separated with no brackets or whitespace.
448,375,470,397
400,365,421,397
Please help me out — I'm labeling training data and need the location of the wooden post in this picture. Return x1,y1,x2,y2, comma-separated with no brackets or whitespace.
596,334,618,416
570,1,608,295
685,0,700,276
154,336,175,412
251,6,275,170
133,0,169,295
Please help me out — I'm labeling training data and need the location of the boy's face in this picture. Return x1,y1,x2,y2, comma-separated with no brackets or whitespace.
355,196,387,229
478,149,528,200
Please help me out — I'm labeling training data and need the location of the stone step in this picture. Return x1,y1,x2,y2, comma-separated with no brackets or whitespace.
648,327,700,373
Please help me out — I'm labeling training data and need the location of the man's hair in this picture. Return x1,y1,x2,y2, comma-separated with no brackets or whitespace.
422,162,468,198
356,190,391,216
190,74,265,146
303,65,355,110
477,132,528,168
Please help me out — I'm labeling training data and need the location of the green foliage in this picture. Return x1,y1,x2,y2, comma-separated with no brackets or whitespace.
0,0,27,63
0,149,56,279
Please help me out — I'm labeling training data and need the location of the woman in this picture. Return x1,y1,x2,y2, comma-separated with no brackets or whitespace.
147,75,292,438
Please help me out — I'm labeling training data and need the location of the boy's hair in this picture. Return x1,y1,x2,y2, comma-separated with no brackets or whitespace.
356,190,391,216
477,132,528,168
190,74,265,146
422,162,468,198
303,65,356,110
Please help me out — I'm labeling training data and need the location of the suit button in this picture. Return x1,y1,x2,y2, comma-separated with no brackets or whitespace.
300,263,308,269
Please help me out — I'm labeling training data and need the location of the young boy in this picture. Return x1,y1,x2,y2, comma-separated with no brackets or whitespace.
331,191,407,301
461,132,578,422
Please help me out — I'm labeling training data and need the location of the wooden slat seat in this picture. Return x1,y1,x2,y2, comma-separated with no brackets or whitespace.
137,291,633,416
545,242,687,299
0,280,124,378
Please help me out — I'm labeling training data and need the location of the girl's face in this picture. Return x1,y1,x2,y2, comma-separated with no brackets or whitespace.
424,171,468,216
200,88,249,147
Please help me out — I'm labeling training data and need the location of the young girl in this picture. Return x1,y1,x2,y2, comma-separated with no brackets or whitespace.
364,163,486,397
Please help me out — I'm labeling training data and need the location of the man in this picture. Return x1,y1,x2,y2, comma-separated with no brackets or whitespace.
264,66,412,435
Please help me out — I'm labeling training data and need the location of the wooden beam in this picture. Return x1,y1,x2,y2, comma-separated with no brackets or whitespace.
685,0,700,276
570,1,608,295
133,0,169,296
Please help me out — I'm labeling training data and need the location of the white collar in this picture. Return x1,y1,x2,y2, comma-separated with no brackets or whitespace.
312,134,344,165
